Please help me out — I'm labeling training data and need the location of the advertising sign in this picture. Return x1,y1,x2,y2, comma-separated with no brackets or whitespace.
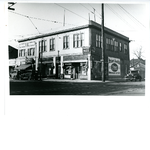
108,57,121,76
82,46,90,55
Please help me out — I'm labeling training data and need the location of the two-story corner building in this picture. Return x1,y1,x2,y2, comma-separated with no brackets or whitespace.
17,20,130,81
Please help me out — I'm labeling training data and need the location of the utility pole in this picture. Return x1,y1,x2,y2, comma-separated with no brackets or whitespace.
63,9,65,26
101,3,105,82
40,40,43,81
89,13,90,21
93,8,96,22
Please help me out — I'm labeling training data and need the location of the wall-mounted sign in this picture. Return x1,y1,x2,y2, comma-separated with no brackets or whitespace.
19,43,26,48
108,57,121,76
27,42,36,46
82,46,90,55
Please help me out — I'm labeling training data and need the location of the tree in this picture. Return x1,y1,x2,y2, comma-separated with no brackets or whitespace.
133,45,145,60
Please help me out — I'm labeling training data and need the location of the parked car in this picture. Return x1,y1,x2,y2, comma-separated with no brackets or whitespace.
125,70,142,81
10,70,17,79
20,70,33,80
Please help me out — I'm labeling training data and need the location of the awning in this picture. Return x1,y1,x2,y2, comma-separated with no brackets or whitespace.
15,64,32,70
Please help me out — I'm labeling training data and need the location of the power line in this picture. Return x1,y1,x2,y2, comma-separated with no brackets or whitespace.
9,11,41,35
80,3,102,22
88,3,102,18
27,17,41,34
118,4,146,28
9,11,76,26
80,3,94,14
55,3,88,21
105,4,134,29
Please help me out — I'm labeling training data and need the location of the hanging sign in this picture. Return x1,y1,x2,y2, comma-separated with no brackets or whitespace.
82,46,90,55
108,57,121,76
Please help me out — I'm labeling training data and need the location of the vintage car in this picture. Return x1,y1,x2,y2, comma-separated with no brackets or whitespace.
20,70,33,80
125,70,142,81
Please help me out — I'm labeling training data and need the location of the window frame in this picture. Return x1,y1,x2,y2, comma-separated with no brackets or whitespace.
27,48,35,56
50,38,55,51
19,49,25,57
124,43,128,54
63,35,69,49
73,33,84,48
39,40,47,53
119,42,122,51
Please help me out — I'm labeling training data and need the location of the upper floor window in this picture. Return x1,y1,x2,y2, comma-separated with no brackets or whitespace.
110,39,113,51
119,42,122,51
28,48,35,56
73,33,84,48
39,40,47,52
106,38,111,50
96,34,101,48
114,41,118,51
19,49,25,57
50,38,55,51
124,44,128,54
63,36,69,49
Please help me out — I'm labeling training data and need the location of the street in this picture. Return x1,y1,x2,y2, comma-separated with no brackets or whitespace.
9,79,145,96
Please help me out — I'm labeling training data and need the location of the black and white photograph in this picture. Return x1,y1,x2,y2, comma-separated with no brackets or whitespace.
1,1,150,150
8,3,148,95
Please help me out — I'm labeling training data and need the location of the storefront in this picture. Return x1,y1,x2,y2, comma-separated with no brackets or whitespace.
63,55,88,80
38,57,54,77
9,59,16,73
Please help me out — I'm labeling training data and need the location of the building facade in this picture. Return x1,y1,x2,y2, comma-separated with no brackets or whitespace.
9,45,18,73
130,58,145,79
17,21,130,80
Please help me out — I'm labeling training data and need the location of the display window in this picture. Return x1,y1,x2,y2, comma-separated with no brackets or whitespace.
63,62,87,79
65,66,72,75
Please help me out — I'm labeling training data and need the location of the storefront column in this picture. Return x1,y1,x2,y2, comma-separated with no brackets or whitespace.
88,54,91,80
53,57,56,74
35,40,39,71
61,56,63,74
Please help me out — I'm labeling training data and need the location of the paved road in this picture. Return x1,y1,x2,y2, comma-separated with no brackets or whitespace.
9,79,145,96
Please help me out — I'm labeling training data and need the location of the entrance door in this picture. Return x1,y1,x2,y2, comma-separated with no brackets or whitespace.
56,64,61,79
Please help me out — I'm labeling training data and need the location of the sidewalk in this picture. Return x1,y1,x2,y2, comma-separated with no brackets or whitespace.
42,78,113,83
9,77,126,83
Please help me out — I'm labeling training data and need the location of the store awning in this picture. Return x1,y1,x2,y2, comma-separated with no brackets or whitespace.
15,64,32,70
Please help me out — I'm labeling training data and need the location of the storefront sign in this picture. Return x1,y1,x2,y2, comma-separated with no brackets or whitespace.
27,42,36,46
63,55,87,61
42,57,53,63
9,59,16,66
64,63,72,66
19,43,26,48
108,57,121,76
82,46,90,55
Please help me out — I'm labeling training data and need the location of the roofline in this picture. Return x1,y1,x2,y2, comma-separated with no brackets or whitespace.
18,24,89,42
18,20,129,42
89,20,129,41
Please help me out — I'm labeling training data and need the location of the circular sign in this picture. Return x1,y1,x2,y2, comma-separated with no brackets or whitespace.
111,63,118,72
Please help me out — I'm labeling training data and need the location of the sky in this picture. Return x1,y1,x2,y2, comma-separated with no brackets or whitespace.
8,2,149,59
